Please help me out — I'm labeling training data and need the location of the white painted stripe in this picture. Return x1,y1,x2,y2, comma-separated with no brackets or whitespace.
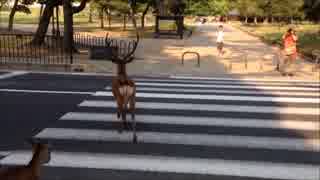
135,78,320,87
1,151,318,180
170,75,320,84
94,91,319,104
136,82,319,91
0,70,114,77
0,151,11,157
0,89,94,95
60,112,320,131
35,128,319,151
105,86,319,97
0,71,28,80
79,100,320,116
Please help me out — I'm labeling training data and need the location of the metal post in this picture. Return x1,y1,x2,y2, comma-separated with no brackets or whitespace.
244,53,248,70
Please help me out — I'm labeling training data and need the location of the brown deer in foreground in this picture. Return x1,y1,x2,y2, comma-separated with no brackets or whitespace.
110,31,139,143
0,141,51,180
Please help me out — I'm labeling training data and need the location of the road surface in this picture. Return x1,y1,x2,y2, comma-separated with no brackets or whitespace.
0,71,319,180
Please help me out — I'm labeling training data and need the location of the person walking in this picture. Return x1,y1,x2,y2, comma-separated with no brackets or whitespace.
216,25,225,56
280,28,298,76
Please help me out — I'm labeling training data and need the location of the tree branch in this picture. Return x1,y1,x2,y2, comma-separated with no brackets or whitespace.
72,0,90,14
142,1,151,16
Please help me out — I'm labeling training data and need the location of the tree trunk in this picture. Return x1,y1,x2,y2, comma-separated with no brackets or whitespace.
63,0,74,52
31,2,56,45
254,16,258,24
290,16,293,24
99,9,104,28
141,14,145,29
39,4,44,22
56,6,60,37
107,9,111,29
0,3,4,10
8,0,19,31
141,2,151,29
51,10,56,35
156,0,165,15
123,14,127,30
88,3,93,23
32,0,88,47
263,17,268,24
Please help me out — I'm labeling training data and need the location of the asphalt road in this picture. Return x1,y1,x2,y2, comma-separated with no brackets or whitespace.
0,71,319,180
0,72,112,150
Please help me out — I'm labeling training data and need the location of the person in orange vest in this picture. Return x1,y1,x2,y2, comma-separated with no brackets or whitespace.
280,28,298,76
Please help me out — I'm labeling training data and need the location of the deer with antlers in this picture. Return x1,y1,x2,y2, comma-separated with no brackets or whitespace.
109,28,139,144
0,141,51,180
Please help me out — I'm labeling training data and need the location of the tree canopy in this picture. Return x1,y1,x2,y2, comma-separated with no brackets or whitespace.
185,0,231,16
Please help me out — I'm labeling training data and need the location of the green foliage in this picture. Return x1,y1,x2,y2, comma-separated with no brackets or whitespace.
238,0,304,18
237,0,263,17
92,0,131,15
12,0,37,14
185,0,231,16
0,0,9,10
304,0,320,21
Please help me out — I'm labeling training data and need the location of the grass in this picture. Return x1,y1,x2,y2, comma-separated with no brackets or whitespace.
0,8,41,24
232,22,320,57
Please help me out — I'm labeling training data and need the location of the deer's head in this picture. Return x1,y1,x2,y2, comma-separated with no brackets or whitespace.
108,33,139,66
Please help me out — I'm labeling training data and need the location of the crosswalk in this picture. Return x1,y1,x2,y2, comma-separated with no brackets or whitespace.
1,76,320,180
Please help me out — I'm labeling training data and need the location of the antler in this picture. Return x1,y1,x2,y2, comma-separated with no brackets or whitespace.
109,35,139,64
110,0,139,65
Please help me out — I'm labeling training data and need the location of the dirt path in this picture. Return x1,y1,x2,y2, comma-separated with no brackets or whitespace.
91,23,319,80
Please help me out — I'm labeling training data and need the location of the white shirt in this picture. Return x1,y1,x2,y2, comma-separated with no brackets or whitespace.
216,31,224,43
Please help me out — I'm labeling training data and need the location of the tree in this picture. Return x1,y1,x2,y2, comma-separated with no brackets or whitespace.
31,0,89,52
114,0,131,30
92,0,109,28
237,0,251,23
208,0,230,16
8,0,36,31
88,2,94,23
136,0,154,29
185,0,230,16
31,0,61,45
0,0,8,10
235,0,305,23
304,0,320,22
63,0,90,52
271,0,304,23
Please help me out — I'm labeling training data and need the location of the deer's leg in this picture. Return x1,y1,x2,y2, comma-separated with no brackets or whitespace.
129,96,137,143
129,94,136,120
116,98,125,133
117,111,120,119
122,104,129,131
